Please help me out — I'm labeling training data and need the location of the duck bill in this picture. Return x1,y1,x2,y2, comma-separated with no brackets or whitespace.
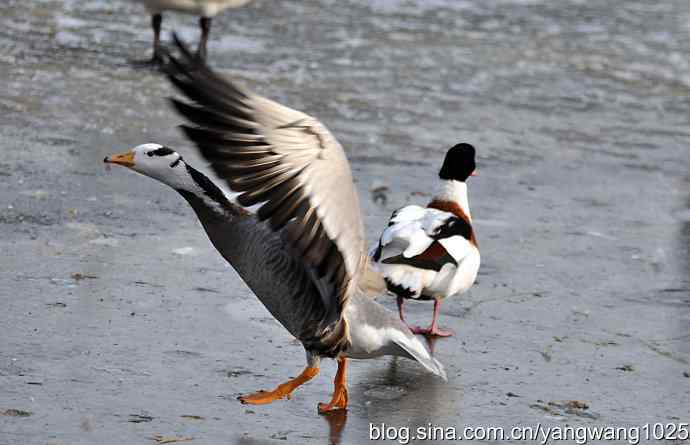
470,169,478,176
104,151,135,168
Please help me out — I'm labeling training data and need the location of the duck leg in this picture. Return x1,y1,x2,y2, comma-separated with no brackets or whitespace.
238,366,319,405
396,295,407,323
410,297,454,337
318,357,349,414
196,17,212,61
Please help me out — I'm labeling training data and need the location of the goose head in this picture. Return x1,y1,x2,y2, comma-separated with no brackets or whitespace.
104,143,189,189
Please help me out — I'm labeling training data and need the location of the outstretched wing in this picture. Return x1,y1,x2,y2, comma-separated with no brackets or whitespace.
166,37,366,324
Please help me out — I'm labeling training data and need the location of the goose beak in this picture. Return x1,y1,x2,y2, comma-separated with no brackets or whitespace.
470,169,478,176
104,151,135,168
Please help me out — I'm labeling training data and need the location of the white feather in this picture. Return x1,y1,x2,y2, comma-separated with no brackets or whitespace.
373,195,480,300
379,264,429,295
434,180,471,220
379,205,456,259
438,235,472,262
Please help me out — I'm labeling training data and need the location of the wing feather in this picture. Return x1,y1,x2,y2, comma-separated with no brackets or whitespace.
374,205,473,270
166,37,366,327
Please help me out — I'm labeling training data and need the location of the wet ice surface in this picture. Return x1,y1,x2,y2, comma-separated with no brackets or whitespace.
1,0,690,443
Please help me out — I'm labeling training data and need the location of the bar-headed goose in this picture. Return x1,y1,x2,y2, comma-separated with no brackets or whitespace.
104,38,445,413
372,144,480,337
132,0,254,63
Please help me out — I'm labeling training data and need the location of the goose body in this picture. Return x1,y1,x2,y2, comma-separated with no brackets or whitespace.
173,167,441,364
372,144,480,337
105,40,445,413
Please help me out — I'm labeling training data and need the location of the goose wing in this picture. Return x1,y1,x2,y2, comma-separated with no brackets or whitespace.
165,37,366,322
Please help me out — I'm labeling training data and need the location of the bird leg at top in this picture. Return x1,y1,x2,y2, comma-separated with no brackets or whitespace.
131,13,163,67
410,297,454,337
238,366,319,405
318,357,349,414
151,14,163,63
197,17,212,61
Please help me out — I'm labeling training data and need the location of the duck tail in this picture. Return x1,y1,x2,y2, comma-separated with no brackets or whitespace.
393,332,447,381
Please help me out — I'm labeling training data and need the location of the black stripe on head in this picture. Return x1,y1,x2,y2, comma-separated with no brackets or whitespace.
185,164,230,206
147,146,175,157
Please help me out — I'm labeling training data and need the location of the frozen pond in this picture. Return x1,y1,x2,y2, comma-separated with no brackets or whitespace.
1,0,689,443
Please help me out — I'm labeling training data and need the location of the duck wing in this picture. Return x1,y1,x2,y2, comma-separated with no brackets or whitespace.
165,36,367,330
373,205,474,270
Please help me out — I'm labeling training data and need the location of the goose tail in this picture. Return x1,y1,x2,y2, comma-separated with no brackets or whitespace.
393,331,447,381
346,294,447,380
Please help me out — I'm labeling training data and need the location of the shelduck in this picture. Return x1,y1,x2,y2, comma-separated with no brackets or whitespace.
372,143,480,337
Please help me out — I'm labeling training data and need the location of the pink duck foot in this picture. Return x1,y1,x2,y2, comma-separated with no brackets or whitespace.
410,325,455,338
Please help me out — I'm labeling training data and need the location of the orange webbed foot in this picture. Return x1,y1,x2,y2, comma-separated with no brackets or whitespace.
237,367,319,406
317,357,349,414
317,384,348,414
238,389,288,405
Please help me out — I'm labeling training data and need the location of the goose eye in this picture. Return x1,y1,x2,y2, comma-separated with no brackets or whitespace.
147,151,154,157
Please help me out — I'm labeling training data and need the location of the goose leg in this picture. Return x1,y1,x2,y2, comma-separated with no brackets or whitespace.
196,17,212,61
238,366,319,405
318,357,349,414
410,297,454,337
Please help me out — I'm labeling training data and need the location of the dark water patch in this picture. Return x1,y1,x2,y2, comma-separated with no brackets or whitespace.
574,145,641,161
681,196,690,281
605,125,690,140
540,127,606,145
348,154,430,167
615,364,635,372
163,350,202,358
225,368,253,378
128,413,154,423
0,162,12,176
621,162,662,173
37,136,77,147
1,409,32,417
180,415,204,421
133,280,165,288
529,400,599,420
193,286,220,294
0,209,58,226
612,141,660,150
